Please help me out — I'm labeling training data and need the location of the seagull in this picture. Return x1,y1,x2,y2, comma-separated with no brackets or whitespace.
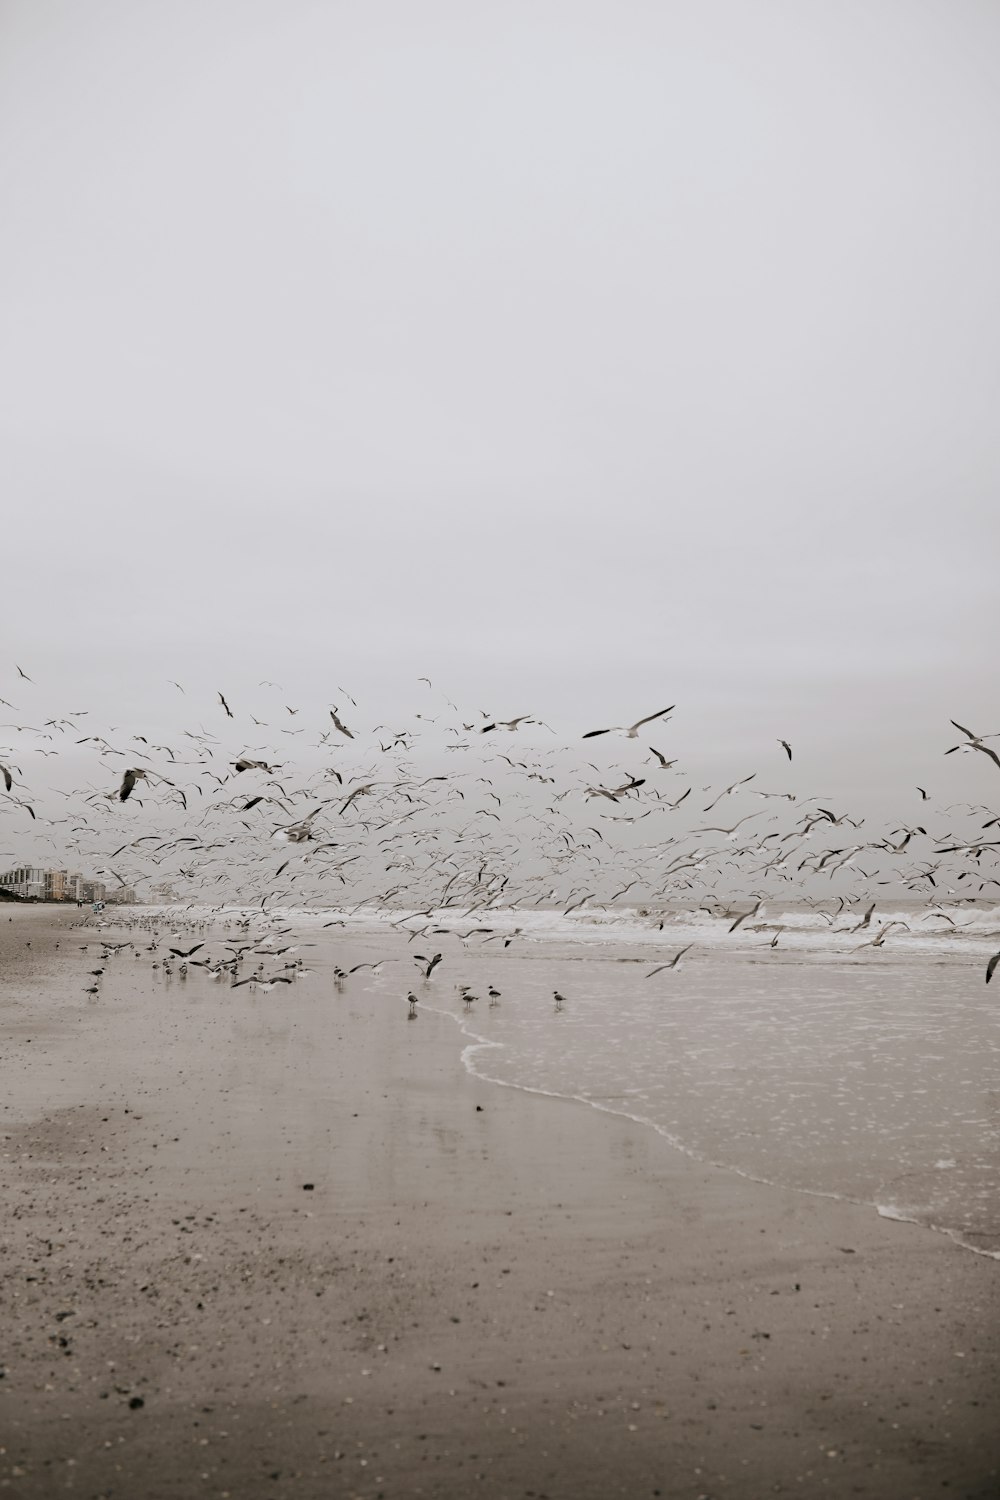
944,721,1000,771
703,773,756,812
645,945,692,977
648,747,677,769
414,952,443,979
329,708,354,739
852,901,876,932
119,768,149,802
583,707,675,740
15,665,34,682
169,944,204,958
218,691,234,718
694,813,762,839
340,782,376,813
728,899,764,933
479,716,533,733
553,990,567,1010
778,739,793,761
986,952,1000,985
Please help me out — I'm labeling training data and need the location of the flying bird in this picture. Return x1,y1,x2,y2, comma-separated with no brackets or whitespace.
119,768,149,802
480,716,533,733
778,740,792,761
583,706,675,739
218,692,234,718
340,782,376,813
703,773,757,812
413,952,443,979
944,721,1000,771
645,945,693,977
728,899,764,933
648,747,677,769
330,708,354,739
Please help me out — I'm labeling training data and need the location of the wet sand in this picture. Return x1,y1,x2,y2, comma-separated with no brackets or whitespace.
1,907,998,1499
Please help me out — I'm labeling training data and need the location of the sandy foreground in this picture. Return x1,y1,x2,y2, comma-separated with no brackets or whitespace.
0,907,997,1500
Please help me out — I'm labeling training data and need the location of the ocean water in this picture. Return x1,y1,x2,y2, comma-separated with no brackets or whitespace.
137,902,1000,1256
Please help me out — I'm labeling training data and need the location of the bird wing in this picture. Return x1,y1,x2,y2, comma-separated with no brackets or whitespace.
950,720,976,739
630,706,675,730
987,952,1000,984
581,728,613,739
975,743,1000,771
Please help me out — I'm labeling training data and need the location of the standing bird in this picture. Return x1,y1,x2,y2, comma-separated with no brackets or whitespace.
407,991,419,1018
553,990,567,1010
583,706,675,740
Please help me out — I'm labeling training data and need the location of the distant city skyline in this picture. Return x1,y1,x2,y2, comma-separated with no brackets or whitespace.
0,865,133,904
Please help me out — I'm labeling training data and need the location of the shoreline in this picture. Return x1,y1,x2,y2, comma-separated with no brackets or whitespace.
1,907,998,1498
448,1009,1000,1265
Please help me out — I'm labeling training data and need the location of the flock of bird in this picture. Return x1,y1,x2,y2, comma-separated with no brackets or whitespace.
2,669,1000,983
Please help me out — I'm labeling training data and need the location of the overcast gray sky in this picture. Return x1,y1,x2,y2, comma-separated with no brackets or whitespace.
2,0,998,818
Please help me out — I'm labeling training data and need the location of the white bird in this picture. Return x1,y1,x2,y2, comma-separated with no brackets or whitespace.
329,707,354,739
945,721,1000,771
645,945,692,977
583,707,675,740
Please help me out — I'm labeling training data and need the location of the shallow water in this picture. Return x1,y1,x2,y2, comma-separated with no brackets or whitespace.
119,903,1000,1256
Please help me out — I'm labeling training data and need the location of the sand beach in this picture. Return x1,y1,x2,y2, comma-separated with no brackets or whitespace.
0,905,997,1500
